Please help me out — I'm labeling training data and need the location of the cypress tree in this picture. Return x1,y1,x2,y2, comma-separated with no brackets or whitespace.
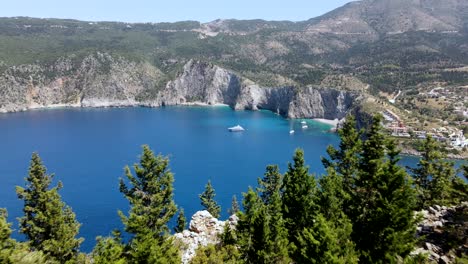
118,145,179,263
410,135,458,208
174,208,186,233
199,180,221,218
281,149,317,258
351,115,417,263
16,153,83,262
228,195,240,216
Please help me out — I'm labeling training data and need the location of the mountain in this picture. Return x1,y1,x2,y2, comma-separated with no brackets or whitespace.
0,0,466,114
305,0,468,34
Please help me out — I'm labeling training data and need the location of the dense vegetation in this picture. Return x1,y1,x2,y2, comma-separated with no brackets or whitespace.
0,16,466,91
0,115,467,263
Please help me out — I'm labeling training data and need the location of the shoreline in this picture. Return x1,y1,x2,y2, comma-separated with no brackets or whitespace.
2,103,467,160
312,118,339,127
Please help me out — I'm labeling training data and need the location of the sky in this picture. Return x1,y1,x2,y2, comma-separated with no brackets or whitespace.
0,0,353,23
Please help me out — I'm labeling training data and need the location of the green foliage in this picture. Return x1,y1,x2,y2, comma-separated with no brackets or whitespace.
91,231,125,264
0,208,15,263
316,169,358,263
236,165,291,263
281,149,317,257
350,115,418,263
297,214,357,264
118,145,179,263
199,180,221,218
228,195,240,216
410,136,462,208
16,153,83,263
127,233,180,264
174,208,187,233
322,115,362,216
190,244,241,264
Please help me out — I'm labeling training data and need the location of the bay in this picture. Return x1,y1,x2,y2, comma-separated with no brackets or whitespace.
0,106,337,252
0,106,464,252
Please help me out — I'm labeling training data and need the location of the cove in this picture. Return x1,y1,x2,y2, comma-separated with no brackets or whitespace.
0,106,338,251
0,106,462,252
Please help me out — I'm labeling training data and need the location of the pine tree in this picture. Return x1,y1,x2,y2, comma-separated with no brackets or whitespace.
257,165,290,263
281,149,317,258
351,116,417,263
450,165,468,204
92,231,125,264
236,188,267,263
199,180,221,218
16,153,83,262
0,208,15,263
118,145,179,263
228,195,240,216
410,135,457,208
322,115,363,200
297,214,358,264
174,208,187,233
314,168,357,263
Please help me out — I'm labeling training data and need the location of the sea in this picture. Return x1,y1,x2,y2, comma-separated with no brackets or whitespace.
0,106,464,251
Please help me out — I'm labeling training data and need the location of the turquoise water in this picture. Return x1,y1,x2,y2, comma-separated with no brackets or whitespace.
0,106,464,252
0,106,338,251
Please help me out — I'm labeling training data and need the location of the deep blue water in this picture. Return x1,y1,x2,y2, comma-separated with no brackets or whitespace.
0,106,464,252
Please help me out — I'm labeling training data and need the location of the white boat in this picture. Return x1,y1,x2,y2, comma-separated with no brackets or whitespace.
301,121,307,124
289,130,295,134
302,125,308,129
228,125,245,132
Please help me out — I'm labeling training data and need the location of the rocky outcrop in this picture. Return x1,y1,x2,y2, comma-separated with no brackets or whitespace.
174,210,238,264
0,55,358,119
157,60,357,119
411,203,468,263
0,52,165,113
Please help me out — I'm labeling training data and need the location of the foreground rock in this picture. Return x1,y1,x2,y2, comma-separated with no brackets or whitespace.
174,210,238,264
411,203,468,263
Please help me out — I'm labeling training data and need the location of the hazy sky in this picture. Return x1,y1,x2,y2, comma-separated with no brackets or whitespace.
0,0,353,23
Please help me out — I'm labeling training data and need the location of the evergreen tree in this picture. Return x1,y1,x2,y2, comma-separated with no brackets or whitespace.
0,208,15,263
297,214,358,264
190,244,241,264
281,149,317,258
257,165,290,263
228,195,240,216
410,135,457,208
236,188,267,263
174,208,186,233
351,116,417,263
450,165,468,204
237,165,291,263
199,180,221,218
118,145,179,263
314,168,358,263
16,153,83,262
322,115,363,200
92,231,125,264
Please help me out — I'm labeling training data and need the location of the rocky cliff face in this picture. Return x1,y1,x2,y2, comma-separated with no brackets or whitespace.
157,60,357,119
0,54,358,119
